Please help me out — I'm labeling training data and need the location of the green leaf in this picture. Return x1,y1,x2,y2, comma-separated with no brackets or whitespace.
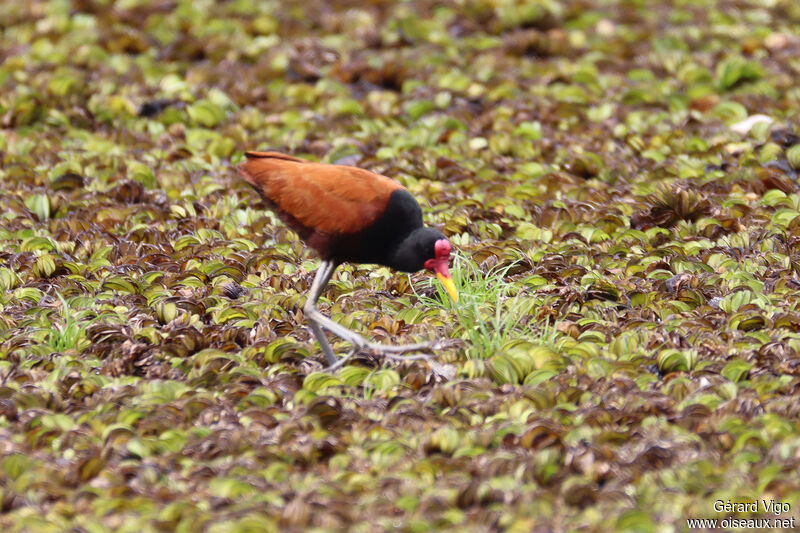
721,359,752,383
523,369,558,386
657,349,697,373
2,454,34,480
126,438,151,459
338,366,369,386
187,99,226,128
404,99,435,120
24,194,51,221
711,101,747,123
786,144,800,170
127,161,157,188
364,369,400,391
33,253,58,278
487,354,520,384
100,275,138,294
0,267,20,291
303,372,344,393
513,121,542,141
14,287,44,303
716,57,763,90
209,477,257,498
20,236,56,252
616,510,655,533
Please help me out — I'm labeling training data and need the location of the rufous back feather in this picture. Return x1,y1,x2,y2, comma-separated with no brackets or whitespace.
239,152,403,235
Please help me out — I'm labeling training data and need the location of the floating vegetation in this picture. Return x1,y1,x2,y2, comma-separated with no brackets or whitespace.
2,0,800,531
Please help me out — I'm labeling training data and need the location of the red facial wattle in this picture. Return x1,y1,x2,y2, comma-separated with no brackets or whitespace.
425,239,458,302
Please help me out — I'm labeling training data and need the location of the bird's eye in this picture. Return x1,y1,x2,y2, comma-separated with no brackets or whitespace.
424,259,436,270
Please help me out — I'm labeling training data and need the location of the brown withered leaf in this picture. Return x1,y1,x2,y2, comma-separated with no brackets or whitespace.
631,185,713,229
50,172,85,191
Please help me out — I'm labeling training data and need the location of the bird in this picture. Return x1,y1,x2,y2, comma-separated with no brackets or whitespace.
238,151,458,367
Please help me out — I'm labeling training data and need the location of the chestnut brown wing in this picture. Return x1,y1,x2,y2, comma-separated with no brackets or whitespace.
238,151,403,235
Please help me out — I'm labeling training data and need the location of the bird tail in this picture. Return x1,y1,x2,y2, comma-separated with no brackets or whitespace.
243,151,304,162
238,151,305,190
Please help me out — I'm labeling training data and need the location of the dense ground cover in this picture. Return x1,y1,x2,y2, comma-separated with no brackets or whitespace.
2,0,800,531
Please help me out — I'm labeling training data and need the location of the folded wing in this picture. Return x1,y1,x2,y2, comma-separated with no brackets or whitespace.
239,151,403,236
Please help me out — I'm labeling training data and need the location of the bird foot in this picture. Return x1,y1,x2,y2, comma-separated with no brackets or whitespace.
364,339,436,353
305,306,439,370
319,335,438,371
325,345,433,372
321,320,436,354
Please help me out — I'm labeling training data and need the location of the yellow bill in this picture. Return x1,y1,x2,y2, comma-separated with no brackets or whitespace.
436,272,459,302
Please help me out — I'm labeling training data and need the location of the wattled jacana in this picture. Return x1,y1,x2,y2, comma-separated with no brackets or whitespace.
239,151,458,366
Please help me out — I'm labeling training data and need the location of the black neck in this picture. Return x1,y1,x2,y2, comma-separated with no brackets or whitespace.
385,227,443,272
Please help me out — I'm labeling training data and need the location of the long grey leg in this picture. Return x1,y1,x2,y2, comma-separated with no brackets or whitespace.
307,297,434,353
304,260,339,365
303,261,436,369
